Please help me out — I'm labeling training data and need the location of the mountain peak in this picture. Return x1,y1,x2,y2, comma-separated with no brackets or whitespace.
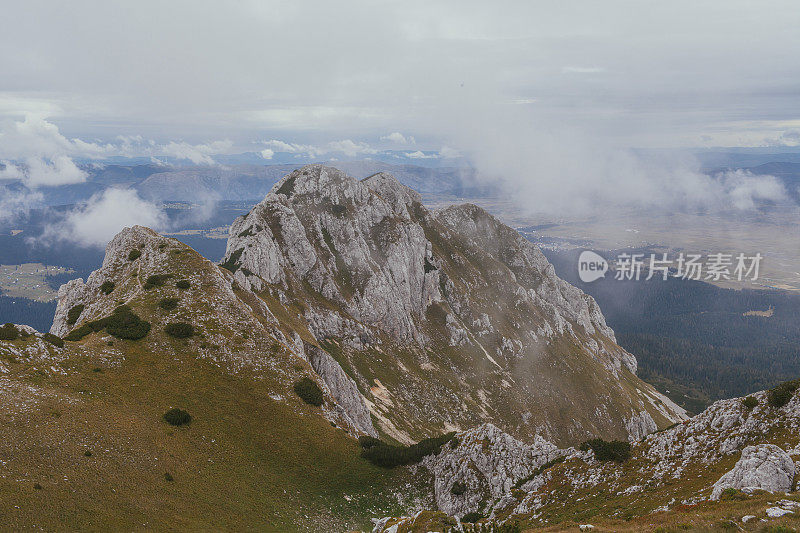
222,166,685,445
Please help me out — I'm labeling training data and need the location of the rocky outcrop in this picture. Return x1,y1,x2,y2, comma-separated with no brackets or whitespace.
711,444,795,499
422,423,567,517
220,164,685,445
49,225,377,438
302,342,377,436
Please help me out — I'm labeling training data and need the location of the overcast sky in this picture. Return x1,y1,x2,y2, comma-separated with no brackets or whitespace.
1,0,799,152
1,0,800,233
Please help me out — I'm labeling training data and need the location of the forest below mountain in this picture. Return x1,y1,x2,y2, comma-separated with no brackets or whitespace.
545,248,800,413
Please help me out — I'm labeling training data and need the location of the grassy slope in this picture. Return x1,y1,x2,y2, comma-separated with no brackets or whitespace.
0,234,430,532
0,330,426,532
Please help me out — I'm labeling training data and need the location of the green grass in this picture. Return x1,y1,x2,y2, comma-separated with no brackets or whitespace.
0,328,424,531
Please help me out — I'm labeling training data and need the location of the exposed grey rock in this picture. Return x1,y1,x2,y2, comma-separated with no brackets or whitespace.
711,444,795,499
302,342,377,436
422,423,567,517
221,165,685,444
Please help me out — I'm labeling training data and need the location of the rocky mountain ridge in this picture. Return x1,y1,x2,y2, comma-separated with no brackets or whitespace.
220,164,684,445
372,382,800,531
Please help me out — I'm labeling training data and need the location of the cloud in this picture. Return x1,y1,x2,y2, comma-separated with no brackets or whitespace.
0,115,110,187
160,140,234,165
381,132,415,145
260,148,274,160
405,150,438,159
41,188,167,247
326,139,376,157
438,146,461,159
0,186,42,223
718,170,788,210
23,155,87,187
0,161,23,180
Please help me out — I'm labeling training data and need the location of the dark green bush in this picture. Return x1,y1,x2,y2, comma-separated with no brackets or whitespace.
742,396,759,409
164,322,194,338
99,281,115,295
163,408,192,426
158,297,180,310
718,487,749,501
276,175,297,196
220,248,244,273
451,481,467,495
461,512,484,523
293,377,324,406
43,333,65,348
67,304,85,325
0,323,20,341
84,450,92,457
175,279,191,289
512,455,567,490
164,472,174,482
579,438,631,462
144,274,172,290
104,306,151,340
360,432,455,468
767,379,800,408
65,305,150,341
358,435,383,449
128,249,141,261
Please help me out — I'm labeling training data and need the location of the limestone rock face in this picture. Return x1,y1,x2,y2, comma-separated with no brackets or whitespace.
422,423,566,517
49,225,376,438
711,444,795,499
221,164,685,445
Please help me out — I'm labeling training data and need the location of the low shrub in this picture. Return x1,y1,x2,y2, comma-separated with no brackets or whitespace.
742,396,758,409
67,304,85,325
65,305,150,341
461,512,484,523
449,437,460,449
718,487,749,501
360,432,455,468
220,248,244,273
99,281,115,295
451,481,467,495
512,455,567,489
84,450,92,457
293,377,324,406
175,279,191,289
164,322,194,338
0,323,20,341
163,408,192,426
767,379,800,408
128,249,141,261
164,472,174,482
104,306,151,340
579,438,632,462
144,274,172,290
358,435,383,449
43,333,65,348
158,297,180,310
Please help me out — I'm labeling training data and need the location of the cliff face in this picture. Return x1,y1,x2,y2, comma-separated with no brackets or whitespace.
221,164,685,445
